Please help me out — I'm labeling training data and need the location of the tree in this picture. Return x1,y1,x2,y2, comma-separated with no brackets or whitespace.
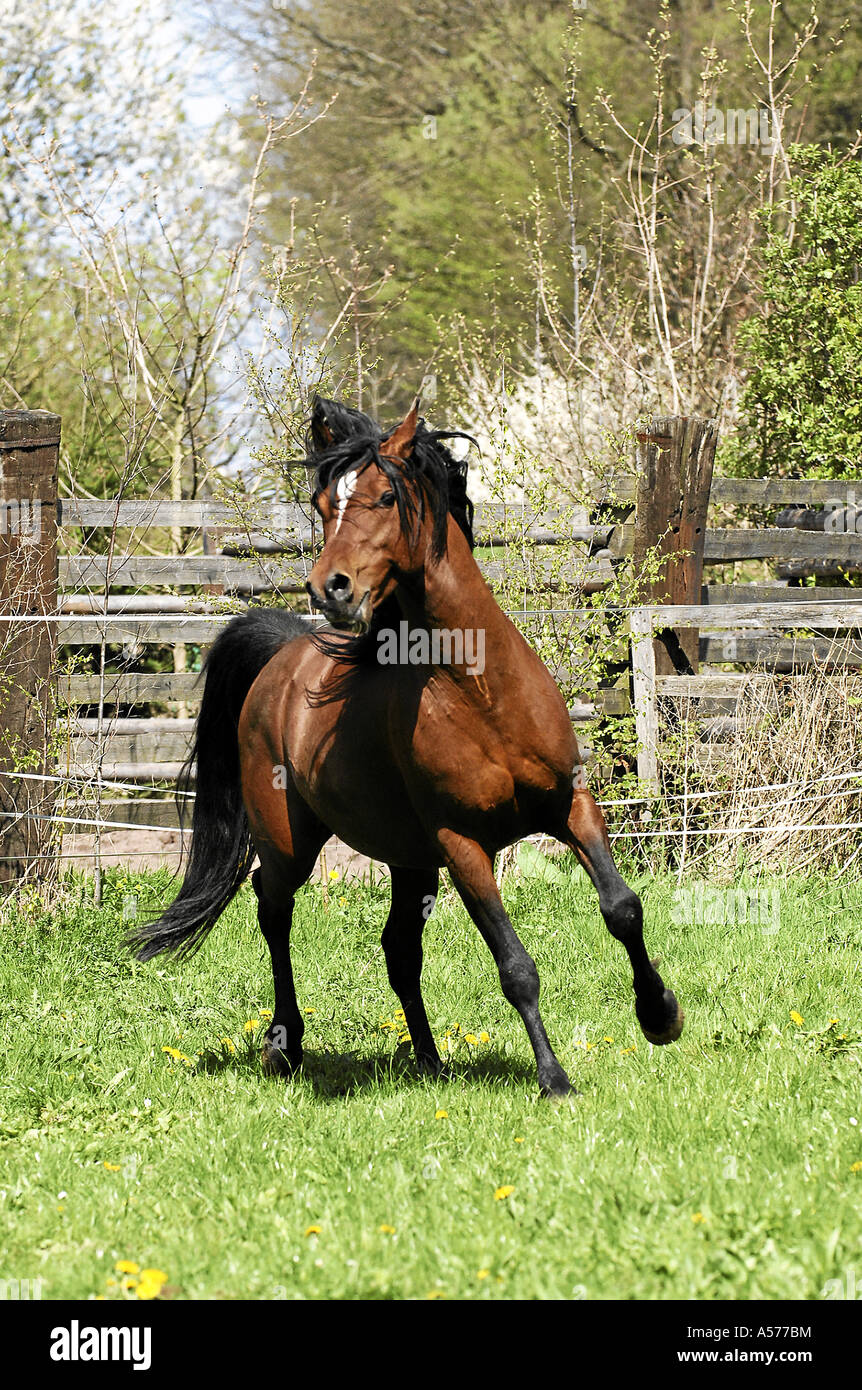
209,0,862,410
727,145,862,479
1,0,295,500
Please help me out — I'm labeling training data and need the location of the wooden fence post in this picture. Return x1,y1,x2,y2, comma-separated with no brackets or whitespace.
629,605,659,793
0,410,60,889
631,416,718,675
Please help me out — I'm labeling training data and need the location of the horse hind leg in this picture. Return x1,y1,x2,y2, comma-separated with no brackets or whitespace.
557,788,684,1045
253,830,328,1078
254,877,302,1076
381,867,443,1077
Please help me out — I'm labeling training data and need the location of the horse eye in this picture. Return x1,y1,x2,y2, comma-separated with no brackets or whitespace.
379,491,396,508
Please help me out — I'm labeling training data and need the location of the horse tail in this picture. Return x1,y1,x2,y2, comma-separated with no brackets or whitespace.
128,608,309,962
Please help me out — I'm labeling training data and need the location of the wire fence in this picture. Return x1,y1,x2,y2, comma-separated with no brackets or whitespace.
3,769,862,854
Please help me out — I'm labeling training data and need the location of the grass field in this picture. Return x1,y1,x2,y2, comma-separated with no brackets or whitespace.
2,858,861,1301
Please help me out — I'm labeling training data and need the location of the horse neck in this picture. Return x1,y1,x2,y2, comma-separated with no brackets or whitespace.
394,515,516,683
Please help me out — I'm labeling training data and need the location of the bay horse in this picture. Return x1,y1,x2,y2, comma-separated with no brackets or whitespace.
131,396,683,1096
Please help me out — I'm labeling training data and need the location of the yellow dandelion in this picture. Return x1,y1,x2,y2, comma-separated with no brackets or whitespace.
259,1009,273,1020
477,1269,490,1280
219,1037,236,1054
435,1109,448,1120
464,1033,478,1045
121,1277,138,1291
394,1009,406,1021
136,1269,168,1301
105,1278,117,1288
692,1212,706,1224
338,897,346,906
479,1031,490,1043
620,1045,637,1055
514,1137,524,1143
379,1224,396,1234
426,1290,445,1300
103,1162,121,1172
790,1010,804,1026
243,1020,258,1034
115,1260,139,1275
397,1032,411,1044
304,1008,316,1015
494,1185,515,1201
850,1161,862,1173
305,1225,321,1237
328,869,339,881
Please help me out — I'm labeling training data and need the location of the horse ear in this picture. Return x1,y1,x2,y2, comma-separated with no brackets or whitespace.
310,396,335,449
383,397,421,458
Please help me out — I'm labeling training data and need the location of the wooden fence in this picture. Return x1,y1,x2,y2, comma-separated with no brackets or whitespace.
630,600,862,792
3,407,862,882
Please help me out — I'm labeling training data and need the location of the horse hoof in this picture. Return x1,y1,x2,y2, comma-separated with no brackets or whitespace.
418,1056,450,1081
261,1041,302,1077
540,1072,579,1099
638,990,685,1045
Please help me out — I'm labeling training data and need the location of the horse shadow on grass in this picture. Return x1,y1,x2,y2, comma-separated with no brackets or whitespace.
195,1043,536,1099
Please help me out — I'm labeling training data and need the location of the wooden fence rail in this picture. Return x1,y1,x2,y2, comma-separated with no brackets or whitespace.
630,601,862,792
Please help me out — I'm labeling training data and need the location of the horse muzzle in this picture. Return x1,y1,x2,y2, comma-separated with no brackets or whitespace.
306,581,373,634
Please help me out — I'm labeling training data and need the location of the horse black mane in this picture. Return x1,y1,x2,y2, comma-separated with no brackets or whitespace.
303,395,476,559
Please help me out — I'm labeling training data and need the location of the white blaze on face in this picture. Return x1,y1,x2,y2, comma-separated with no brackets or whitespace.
334,470,358,534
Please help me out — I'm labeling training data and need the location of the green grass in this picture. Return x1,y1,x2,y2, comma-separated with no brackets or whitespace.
1,861,861,1301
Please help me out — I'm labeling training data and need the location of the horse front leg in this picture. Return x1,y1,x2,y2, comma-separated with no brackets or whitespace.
556,788,684,1046
438,830,574,1097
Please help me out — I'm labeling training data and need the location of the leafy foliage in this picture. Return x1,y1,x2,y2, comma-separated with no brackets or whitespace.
725,147,862,480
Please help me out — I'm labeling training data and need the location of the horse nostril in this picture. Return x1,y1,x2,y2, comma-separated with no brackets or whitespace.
324,572,353,603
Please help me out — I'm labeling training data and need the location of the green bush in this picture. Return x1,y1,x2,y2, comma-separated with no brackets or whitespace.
725,146,862,480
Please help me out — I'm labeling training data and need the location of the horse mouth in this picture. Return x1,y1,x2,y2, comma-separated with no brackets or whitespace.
312,589,373,635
